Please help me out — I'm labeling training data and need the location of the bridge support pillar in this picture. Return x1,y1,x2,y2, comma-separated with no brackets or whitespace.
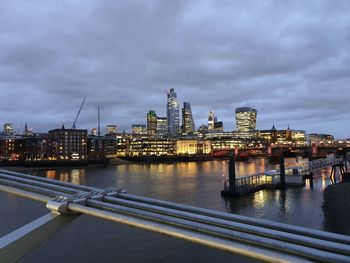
228,151,236,193
0,212,79,262
279,154,286,189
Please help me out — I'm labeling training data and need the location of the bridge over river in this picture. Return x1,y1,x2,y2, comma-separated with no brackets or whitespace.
0,169,350,262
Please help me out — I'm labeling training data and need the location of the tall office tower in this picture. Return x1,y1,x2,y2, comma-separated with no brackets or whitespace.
182,102,195,134
106,124,118,134
208,110,217,130
166,88,180,137
235,107,257,132
156,117,168,137
132,124,147,135
147,110,158,136
3,123,13,134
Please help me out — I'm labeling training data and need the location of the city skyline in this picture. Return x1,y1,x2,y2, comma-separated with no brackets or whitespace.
0,1,349,137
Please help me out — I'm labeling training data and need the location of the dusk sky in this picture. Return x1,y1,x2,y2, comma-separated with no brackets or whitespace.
0,1,349,138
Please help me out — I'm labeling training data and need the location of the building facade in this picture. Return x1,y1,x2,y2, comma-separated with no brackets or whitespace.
147,110,157,136
156,117,168,137
132,124,147,135
167,88,180,137
182,102,195,135
48,127,87,160
235,107,257,132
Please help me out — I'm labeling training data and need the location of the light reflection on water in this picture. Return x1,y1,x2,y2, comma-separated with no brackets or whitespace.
29,157,333,230
17,158,341,262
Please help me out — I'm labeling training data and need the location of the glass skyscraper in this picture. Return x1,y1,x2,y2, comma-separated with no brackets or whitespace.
182,102,195,134
167,88,180,137
235,107,257,132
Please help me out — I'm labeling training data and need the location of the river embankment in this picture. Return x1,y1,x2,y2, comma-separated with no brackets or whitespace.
323,180,350,235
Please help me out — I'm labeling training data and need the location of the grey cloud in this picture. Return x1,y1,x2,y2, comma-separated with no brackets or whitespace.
0,0,349,137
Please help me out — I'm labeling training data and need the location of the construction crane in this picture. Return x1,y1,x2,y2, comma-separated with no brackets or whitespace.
72,97,86,129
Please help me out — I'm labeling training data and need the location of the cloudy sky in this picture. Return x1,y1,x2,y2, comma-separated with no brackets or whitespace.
0,1,349,138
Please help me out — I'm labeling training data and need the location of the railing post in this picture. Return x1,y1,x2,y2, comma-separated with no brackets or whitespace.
279,153,286,189
228,151,236,193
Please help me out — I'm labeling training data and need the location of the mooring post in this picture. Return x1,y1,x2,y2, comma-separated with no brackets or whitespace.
228,150,236,193
279,153,286,189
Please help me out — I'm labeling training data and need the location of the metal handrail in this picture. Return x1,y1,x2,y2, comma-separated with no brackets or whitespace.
1,169,350,262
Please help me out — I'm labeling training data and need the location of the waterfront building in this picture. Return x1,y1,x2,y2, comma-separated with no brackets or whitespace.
132,124,147,135
309,133,335,146
48,126,87,160
156,117,168,137
128,137,175,156
106,124,118,134
167,88,180,137
208,110,217,130
0,136,23,161
258,126,307,147
291,130,307,146
235,107,257,132
175,139,212,155
182,102,195,135
23,134,48,161
147,110,158,136
3,123,14,134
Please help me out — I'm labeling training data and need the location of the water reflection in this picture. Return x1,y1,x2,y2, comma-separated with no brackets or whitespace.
42,169,86,185
27,158,335,230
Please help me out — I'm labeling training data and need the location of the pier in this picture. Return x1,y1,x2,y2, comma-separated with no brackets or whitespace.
222,154,346,197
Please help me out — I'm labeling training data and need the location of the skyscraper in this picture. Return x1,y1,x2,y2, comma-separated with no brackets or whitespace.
208,110,217,130
235,107,257,132
167,88,180,137
182,102,195,134
156,117,168,137
147,110,157,136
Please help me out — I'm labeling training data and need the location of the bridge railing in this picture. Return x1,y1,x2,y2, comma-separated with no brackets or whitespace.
224,172,280,194
1,169,350,262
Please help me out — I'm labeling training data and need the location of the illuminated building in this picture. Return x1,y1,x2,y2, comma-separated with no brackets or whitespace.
167,88,180,137
182,102,195,134
48,126,87,160
128,138,175,156
176,139,212,155
235,107,257,132
309,133,335,146
147,110,157,136
132,124,147,135
3,123,13,134
291,130,307,146
208,110,216,130
0,136,23,161
258,125,307,147
106,124,118,134
156,117,168,137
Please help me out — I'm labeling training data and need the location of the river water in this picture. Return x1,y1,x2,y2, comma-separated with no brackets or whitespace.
0,158,334,262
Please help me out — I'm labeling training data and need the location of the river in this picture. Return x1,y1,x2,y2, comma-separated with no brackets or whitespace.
0,158,334,262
